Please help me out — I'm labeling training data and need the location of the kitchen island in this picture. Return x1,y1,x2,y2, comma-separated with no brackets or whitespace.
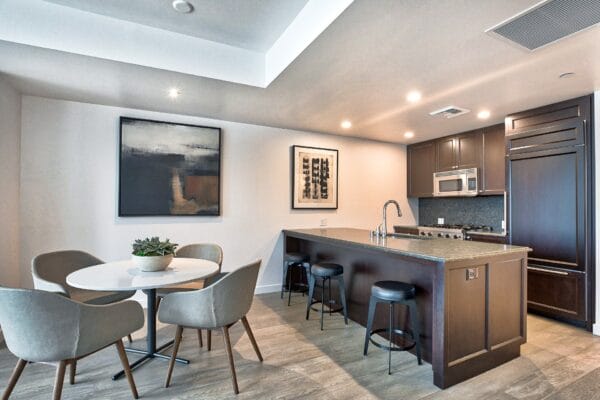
283,228,530,389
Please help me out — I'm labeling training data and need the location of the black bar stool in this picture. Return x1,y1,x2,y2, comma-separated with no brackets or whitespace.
281,252,310,306
305,262,348,330
363,280,422,374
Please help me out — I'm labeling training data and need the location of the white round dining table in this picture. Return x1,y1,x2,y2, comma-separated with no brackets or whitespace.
66,257,219,380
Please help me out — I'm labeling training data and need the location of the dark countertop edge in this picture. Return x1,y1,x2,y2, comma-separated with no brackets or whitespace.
283,228,529,263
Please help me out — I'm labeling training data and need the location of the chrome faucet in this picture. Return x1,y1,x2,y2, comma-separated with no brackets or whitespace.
381,200,402,238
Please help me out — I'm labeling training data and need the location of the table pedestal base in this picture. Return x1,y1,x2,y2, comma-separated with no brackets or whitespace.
111,288,190,381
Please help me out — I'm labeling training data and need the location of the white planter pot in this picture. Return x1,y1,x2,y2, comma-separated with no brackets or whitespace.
132,254,173,272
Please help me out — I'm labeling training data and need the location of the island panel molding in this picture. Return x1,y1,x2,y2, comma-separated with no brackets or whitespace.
291,145,338,209
118,117,222,216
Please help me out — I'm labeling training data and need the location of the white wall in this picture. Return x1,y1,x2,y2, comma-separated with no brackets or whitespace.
0,78,21,287
19,96,416,292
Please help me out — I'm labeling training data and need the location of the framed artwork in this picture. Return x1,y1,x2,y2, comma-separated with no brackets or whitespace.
119,117,221,216
292,145,338,209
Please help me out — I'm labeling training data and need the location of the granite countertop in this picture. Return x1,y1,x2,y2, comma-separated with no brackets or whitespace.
284,228,529,262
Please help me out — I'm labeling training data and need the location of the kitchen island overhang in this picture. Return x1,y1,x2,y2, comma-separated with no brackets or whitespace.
283,228,530,389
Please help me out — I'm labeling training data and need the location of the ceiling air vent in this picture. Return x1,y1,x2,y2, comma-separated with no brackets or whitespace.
429,106,471,119
486,0,600,51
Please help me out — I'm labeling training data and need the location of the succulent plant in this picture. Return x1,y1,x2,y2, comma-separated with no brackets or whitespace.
132,237,178,257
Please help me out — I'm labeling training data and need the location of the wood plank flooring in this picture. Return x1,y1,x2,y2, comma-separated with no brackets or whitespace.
1,292,599,399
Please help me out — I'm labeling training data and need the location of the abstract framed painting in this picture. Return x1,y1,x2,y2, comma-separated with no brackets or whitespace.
292,145,338,209
119,117,221,216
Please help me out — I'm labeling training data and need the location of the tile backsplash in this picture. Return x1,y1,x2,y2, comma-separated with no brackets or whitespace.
418,195,504,232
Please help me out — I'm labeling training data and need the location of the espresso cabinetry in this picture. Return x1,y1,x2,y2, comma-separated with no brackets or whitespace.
407,124,504,198
407,141,436,197
506,95,594,329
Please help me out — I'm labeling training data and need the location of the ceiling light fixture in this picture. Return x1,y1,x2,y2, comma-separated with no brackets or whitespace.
404,131,415,139
172,0,194,14
168,88,181,99
340,120,352,129
477,110,491,119
406,91,422,103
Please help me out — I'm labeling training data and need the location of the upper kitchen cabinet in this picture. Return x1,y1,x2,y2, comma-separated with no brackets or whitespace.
435,131,482,171
480,124,506,195
407,140,435,197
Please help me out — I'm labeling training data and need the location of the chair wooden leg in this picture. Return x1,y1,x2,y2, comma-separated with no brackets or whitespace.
222,326,239,395
69,361,76,385
53,360,67,400
197,329,203,348
241,316,263,362
207,330,212,351
165,326,183,388
115,340,139,399
2,358,27,400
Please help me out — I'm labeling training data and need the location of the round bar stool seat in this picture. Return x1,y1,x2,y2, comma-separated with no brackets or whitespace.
281,252,311,306
363,280,422,375
311,262,344,277
372,281,416,302
305,262,348,330
285,252,309,264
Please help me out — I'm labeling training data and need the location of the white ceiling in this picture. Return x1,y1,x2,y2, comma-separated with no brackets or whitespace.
44,0,309,52
1,0,599,144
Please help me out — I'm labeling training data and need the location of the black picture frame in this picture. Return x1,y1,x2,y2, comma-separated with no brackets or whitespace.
291,145,339,210
118,116,222,216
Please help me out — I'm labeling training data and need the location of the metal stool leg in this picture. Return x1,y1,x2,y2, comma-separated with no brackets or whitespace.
320,278,326,331
281,261,288,299
305,273,316,320
337,275,349,325
388,303,393,375
408,299,422,365
363,296,377,356
287,263,294,306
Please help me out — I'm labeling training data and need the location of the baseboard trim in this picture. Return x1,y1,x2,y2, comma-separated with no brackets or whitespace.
593,323,600,336
254,283,281,295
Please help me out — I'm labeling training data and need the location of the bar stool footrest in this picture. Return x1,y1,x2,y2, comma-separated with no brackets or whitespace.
369,328,416,352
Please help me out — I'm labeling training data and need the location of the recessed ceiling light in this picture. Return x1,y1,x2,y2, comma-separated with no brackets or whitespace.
341,120,352,129
559,72,575,79
172,0,194,14
477,110,491,119
406,91,422,103
168,88,180,99
404,131,415,139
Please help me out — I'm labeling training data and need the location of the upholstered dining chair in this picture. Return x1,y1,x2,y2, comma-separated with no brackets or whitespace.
32,250,136,345
158,260,263,394
156,243,225,350
0,287,143,400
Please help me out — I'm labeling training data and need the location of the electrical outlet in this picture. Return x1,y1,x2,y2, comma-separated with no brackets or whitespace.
320,218,327,227
437,217,445,225
501,220,506,230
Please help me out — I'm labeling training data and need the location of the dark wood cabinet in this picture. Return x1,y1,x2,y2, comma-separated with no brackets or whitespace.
506,95,594,329
435,131,482,171
408,124,504,197
480,124,505,195
407,141,435,197
455,131,482,169
436,137,456,171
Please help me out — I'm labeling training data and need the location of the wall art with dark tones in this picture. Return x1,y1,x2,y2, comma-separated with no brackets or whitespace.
119,117,221,216
292,145,338,209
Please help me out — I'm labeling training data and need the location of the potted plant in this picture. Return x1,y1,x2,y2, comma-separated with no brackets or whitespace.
131,237,178,272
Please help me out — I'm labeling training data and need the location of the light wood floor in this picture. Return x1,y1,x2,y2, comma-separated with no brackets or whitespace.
1,292,600,399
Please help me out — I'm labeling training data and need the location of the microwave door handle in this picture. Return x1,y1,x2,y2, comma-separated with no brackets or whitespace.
461,174,468,193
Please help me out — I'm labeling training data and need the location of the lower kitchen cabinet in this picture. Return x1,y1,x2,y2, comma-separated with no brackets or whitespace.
526,266,586,321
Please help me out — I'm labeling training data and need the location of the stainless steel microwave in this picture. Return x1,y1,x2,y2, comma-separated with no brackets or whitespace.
433,168,478,197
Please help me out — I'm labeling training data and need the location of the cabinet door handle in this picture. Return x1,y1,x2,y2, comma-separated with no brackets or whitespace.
527,266,568,275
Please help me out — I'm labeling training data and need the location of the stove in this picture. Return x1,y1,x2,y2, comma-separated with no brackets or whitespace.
418,224,492,240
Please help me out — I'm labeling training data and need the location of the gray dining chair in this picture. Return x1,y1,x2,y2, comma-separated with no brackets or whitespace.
158,260,263,394
32,250,137,344
156,243,225,350
0,287,143,400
